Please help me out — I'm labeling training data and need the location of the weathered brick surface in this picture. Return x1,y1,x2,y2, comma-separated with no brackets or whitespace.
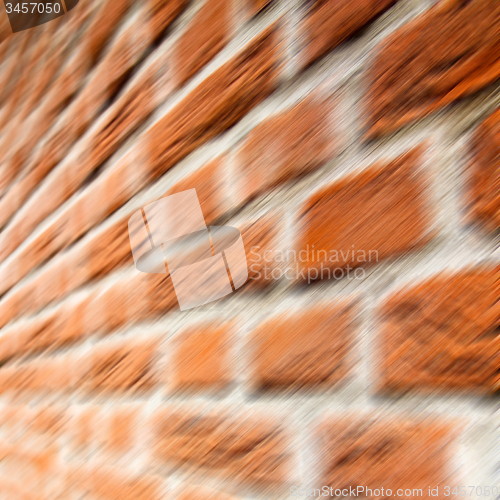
302,0,397,67
296,146,434,278
235,95,337,203
379,267,500,394
175,0,232,87
148,23,283,179
176,486,239,500
0,0,496,496
468,108,500,230
154,409,292,486
86,339,160,394
250,303,356,391
239,214,283,286
247,0,273,17
320,415,456,496
167,156,230,224
170,322,234,392
368,0,500,137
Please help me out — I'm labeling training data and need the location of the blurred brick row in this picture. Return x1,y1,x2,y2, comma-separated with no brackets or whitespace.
0,135,497,332
0,403,457,498
0,265,498,396
0,0,498,497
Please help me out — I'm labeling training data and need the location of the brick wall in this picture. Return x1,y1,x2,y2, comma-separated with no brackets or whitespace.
0,0,498,498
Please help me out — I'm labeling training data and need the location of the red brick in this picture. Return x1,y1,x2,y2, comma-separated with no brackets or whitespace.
143,272,181,316
468,107,500,230
175,0,232,87
302,0,396,67
378,267,500,394
86,339,160,394
170,322,235,392
250,303,355,391
29,406,68,439
89,467,164,500
368,0,500,137
176,486,238,500
296,146,434,279
247,0,272,16
85,275,150,335
235,95,337,203
104,406,139,454
0,25,283,300
239,214,284,286
146,0,189,40
167,156,230,224
70,406,101,453
84,0,134,63
154,409,292,486
147,23,283,180
317,415,457,496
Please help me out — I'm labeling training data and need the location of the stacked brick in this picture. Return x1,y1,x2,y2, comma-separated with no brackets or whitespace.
0,0,497,498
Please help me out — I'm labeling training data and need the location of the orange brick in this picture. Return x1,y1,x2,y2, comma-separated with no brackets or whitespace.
176,486,238,500
235,96,337,203
468,107,500,230
89,467,163,500
70,406,101,453
104,406,139,454
167,157,229,224
175,0,232,87
317,415,457,496
296,146,434,279
146,0,189,40
239,214,283,286
84,219,135,280
87,339,159,394
302,0,396,67
147,23,283,180
250,303,355,391
171,322,234,392
378,267,500,394
368,0,500,137
247,0,272,16
154,409,291,487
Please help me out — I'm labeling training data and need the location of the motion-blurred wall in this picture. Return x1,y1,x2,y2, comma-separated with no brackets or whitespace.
0,0,497,498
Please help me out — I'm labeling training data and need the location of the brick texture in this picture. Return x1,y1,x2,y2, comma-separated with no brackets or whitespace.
235,95,337,203
0,0,496,496
379,267,500,394
154,409,291,487
302,0,397,67
170,322,234,392
147,24,283,180
368,0,500,137
250,303,356,391
468,108,500,230
318,416,457,497
175,0,232,87
296,146,434,278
